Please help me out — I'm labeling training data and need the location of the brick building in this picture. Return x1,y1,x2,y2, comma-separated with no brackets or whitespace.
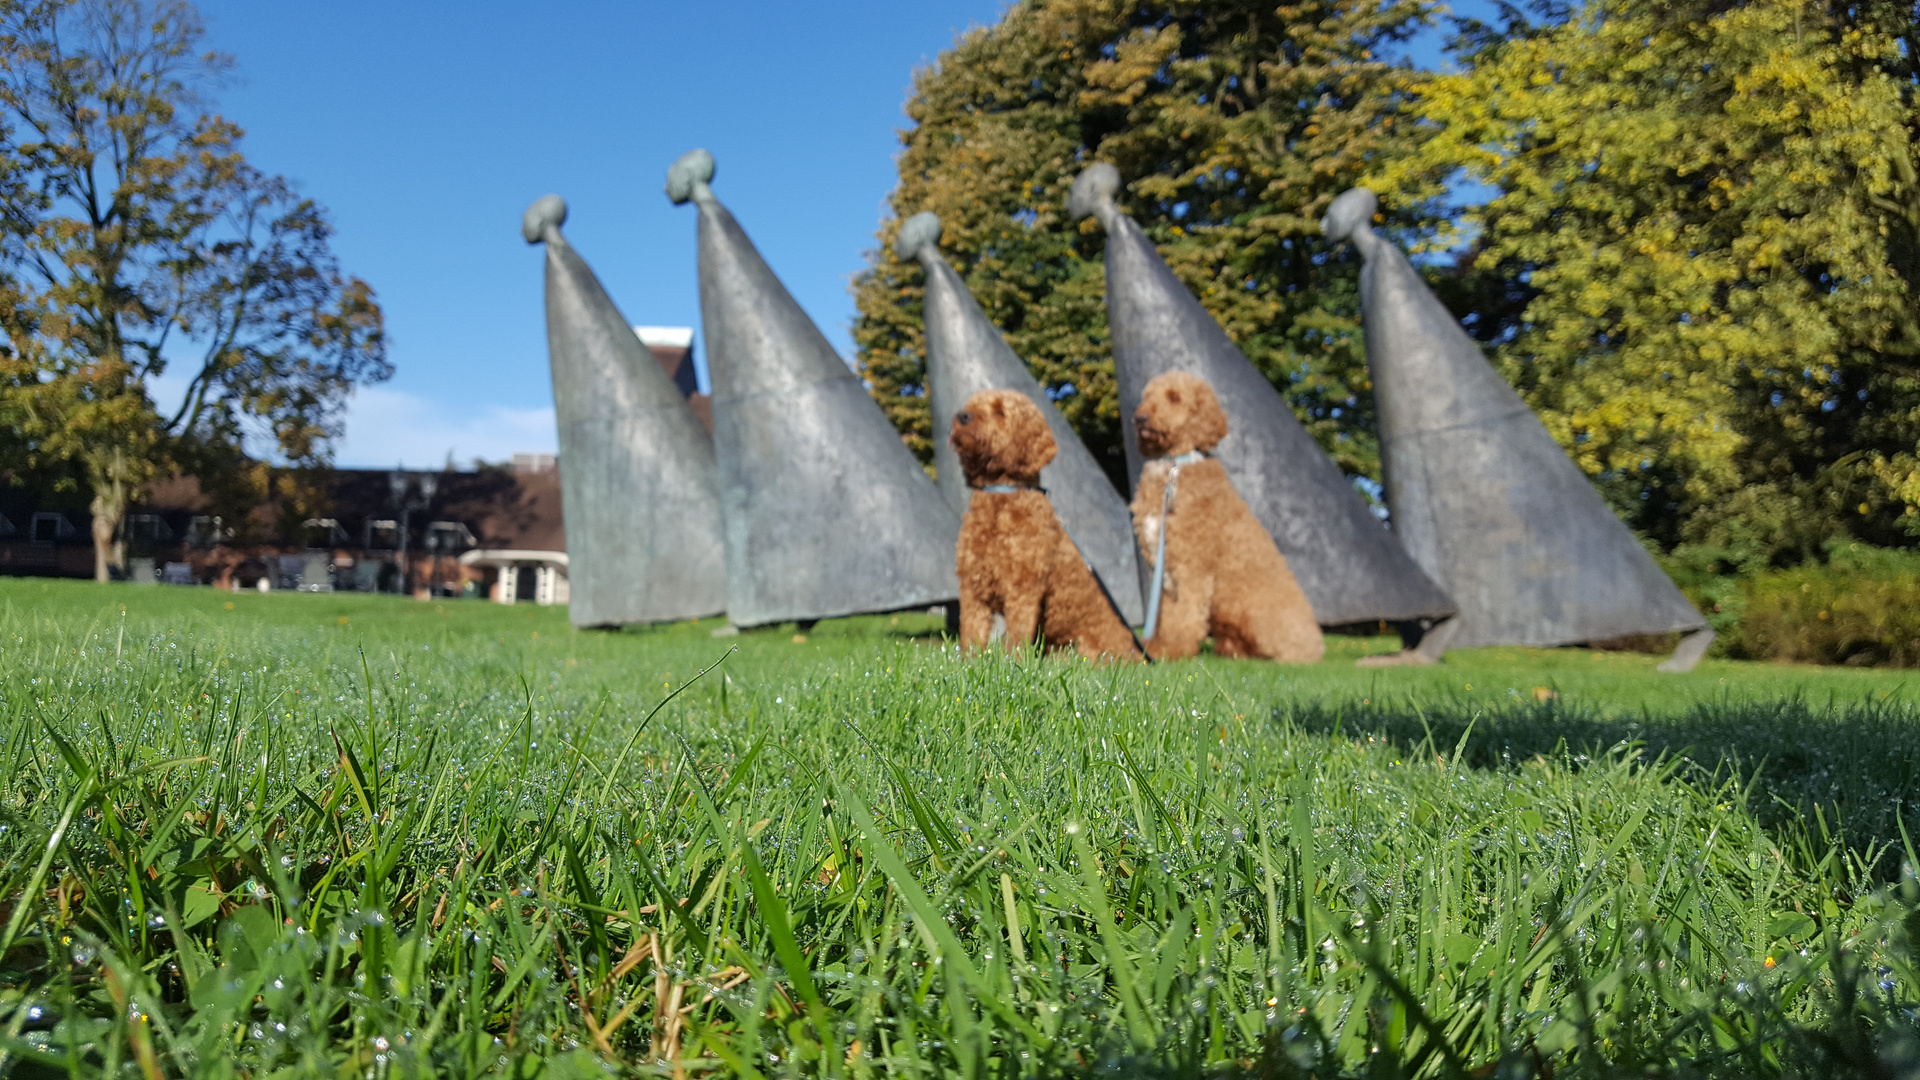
0,326,708,606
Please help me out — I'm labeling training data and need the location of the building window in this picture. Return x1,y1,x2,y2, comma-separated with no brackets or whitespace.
30,512,75,545
425,521,476,553
124,514,174,542
303,518,348,547
364,519,399,550
185,516,226,548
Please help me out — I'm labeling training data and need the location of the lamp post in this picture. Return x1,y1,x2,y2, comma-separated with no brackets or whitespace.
388,471,408,594
389,470,438,596
417,474,439,594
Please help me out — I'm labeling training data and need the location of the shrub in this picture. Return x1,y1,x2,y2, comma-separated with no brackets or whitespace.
1733,542,1920,667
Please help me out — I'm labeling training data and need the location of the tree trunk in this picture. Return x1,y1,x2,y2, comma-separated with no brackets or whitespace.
91,506,114,582
88,447,130,584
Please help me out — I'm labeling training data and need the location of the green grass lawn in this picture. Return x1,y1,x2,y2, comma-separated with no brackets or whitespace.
2,579,1917,1077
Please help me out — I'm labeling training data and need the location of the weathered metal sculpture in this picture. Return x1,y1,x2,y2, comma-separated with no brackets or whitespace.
523,194,728,627
897,211,1145,625
666,151,961,626
1068,164,1456,629
1321,187,1712,671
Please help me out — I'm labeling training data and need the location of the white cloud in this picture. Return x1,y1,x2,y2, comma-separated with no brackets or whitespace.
333,385,556,469
141,370,555,470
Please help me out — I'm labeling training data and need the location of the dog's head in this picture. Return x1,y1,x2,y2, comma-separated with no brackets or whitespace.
951,389,1056,487
1134,371,1228,457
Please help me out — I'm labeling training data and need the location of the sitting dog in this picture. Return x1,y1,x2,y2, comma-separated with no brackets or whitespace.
951,388,1140,660
1130,372,1325,662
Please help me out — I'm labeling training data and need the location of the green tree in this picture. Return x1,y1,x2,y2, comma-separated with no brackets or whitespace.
1390,0,1920,569
0,0,388,580
852,0,1442,493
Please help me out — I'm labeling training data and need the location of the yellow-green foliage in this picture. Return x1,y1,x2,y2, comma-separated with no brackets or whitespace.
1733,543,1920,667
1392,0,1920,561
852,0,1439,487
0,5,388,581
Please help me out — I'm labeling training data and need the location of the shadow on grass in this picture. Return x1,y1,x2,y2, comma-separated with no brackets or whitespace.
1280,691,1920,878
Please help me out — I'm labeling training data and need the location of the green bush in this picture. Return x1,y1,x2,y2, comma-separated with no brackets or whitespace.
1658,542,1750,642
1729,543,1920,667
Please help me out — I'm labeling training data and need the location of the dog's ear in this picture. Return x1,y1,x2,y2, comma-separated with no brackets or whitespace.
1013,395,1057,474
955,390,1015,482
1131,386,1166,452
1187,379,1229,451
953,422,992,482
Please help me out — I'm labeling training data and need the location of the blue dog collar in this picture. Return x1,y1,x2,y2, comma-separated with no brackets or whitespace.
977,483,1037,494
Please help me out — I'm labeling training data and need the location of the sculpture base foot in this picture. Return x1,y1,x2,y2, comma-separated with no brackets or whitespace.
1357,615,1460,666
710,623,741,638
1656,628,1715,673
1356,649,1439,668
1415,617,1463,661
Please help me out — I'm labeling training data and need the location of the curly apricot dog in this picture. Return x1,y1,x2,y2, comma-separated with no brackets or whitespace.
1131,372,1324,662
951,389,1139,660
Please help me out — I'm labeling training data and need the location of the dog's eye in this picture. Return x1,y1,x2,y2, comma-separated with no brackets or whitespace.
1167,391,1182,404
956,411,971,425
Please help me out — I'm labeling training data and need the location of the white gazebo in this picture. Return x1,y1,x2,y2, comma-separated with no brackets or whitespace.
458,549,570,605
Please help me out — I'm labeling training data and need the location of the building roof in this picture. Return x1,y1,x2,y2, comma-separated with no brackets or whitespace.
136,466,568,556
636,325,711,432
440,466,565,553
325,467,565,554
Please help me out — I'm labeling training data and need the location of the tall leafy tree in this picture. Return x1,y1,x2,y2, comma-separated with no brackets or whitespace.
0,0,388,580
1390,0,1920,568
852,0,1440,493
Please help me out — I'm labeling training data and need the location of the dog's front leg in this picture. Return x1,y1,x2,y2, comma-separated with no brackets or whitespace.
957,580,997,651
1146,572,1212,660
1001,591,1043,655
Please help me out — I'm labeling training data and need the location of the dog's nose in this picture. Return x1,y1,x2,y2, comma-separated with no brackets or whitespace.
955,410,972,426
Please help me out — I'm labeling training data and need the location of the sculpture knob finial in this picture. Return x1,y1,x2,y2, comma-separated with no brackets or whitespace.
666,149,716,205
895,211,942,264
1321,187,1380,244
1067,163,1122,228
522,194,567,244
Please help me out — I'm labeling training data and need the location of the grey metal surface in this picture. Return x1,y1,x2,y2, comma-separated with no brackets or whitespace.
668,151,961,626
1323,187,1705,648
898,211,1145,625
1069,165,1455,626
526,194,729,627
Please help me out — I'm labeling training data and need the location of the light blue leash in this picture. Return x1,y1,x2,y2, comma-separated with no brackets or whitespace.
1141,450,1205,643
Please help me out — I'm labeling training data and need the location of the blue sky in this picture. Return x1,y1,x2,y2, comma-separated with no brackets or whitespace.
190,1,1474,469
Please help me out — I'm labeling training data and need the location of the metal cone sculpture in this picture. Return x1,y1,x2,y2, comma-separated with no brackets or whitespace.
523,194,728,627
1321,188,1711,670
1068,165,1455,627
899,211,1145,625
666,151,961,626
